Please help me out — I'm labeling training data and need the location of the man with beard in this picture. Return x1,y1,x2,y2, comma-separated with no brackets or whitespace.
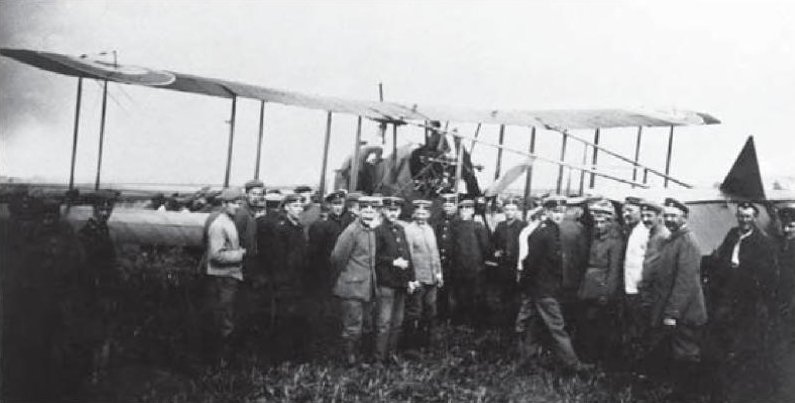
705,201,777,401
331,196,381,365
644,198,707,398
515,196,592,373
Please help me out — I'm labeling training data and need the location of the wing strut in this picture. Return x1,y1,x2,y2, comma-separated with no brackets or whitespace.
494,125,506,181
350,116,363,191
68,77,83,190
664,126,674,188
318,112,333,196
254,101,266,180
522,126,537,217
223,96,237,188
94,80,110,190
556,132,569,193
589,128,600,189
632,127,643,187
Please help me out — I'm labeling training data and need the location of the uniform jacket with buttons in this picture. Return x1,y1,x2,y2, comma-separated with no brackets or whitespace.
375,220,414,289
646,226,707,327
331,219,377,301
450,219,490,280
520,219,563,298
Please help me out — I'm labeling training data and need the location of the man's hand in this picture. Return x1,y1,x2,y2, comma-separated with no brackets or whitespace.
435,273,444,288
662,317,677,327
407,281,420,294
494,250,504,258
393,257,409,269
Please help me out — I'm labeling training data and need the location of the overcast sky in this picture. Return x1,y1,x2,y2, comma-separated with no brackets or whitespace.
1,0,793,193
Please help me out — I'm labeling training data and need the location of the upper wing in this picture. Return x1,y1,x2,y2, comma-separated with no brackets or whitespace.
1,48,720,130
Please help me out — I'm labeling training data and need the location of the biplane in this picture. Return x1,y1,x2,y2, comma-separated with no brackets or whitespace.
3,47,781,255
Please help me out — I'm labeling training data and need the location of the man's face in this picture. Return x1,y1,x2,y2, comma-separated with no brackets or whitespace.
459,206,474,220
225,200,242,216
784,222,795,240
547,207,566,224
641,210,660,229
623,204,641,227
594,216,610,234
247,187,264,206
384,207,401,223
443,202,457,217
413,208,430,223
359,204,377,223
736,207,756,232
503,204,519,221
285,201,304,221
93,206,112,224
347,203,360,217
663,207,686,232
298,192,312,206
329,201,344,216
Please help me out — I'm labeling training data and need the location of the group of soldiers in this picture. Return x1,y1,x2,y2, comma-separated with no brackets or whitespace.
203,179,795,399
3,179,795,401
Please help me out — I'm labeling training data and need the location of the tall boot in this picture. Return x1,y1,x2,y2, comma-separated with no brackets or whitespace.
343,339,358,366
374,331,389,363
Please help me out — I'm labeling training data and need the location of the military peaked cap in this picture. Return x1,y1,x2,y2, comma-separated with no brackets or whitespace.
439,193,457,204
458,199,475,208
663,197,689,214
624,196,643,206
358,196,382,208
640,201,663,213
294,185,312,193
244,179,264,192
382,196,405,208
413,199,433,210
542,195,567,209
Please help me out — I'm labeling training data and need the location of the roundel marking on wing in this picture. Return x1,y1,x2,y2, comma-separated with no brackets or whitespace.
55,54,176,86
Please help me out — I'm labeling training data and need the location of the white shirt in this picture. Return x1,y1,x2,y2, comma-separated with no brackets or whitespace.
624,222,650,294
517,219,543,271
731,229,753,267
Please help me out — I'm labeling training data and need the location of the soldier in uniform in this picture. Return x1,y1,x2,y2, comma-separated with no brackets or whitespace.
705,201,778,400
373,196,414,364
404,200,444,354
629,201,669,363
776,205,795,341
515,196,592,373
340,191,362,229
577,200,624,364
269,194,311,359
203,188,247,365
331,196,381,365
308,191,349,295
433,193,458,321
448,198,490,326
488,197,527,329
235,179,264,280
644,198,707,397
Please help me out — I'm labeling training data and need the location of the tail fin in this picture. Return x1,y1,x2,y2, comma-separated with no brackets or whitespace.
720,136,765,199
